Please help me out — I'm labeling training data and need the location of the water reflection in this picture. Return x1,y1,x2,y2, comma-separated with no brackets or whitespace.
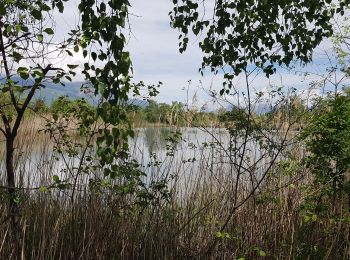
141,127,172,153
0,127,288,198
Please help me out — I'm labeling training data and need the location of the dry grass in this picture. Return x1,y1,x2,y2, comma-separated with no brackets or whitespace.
0,117,349,259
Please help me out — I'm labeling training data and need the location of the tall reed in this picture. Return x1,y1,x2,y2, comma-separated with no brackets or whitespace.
0,117,349,259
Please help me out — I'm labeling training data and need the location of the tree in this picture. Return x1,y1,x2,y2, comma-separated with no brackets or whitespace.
0,0,69,243
0,0,134,255
170,0,349,89
169,0,350,256
303,92,350,206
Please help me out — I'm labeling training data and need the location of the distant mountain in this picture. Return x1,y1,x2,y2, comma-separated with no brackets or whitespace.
254,103,272,114
225,103,272,114
127,99,149,108
36,81,86,104
1,77,149,107
37,82,150,108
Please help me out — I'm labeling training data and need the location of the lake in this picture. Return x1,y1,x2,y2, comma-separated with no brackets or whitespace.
0,127,293,197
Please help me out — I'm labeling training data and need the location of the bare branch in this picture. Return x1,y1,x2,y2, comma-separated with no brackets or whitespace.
0,25,20,112
4,32,31,49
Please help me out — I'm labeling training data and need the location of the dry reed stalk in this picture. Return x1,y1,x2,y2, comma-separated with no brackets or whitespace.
0,119,348,259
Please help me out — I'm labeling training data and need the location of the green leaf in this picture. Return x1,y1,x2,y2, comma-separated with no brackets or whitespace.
15,24,21,33
37,34,43,42
91,52,97,61
6,25,13,34
56,1,64,13
0,4,5,15
39,186,48,192
44,28,54,35
215,231,231,239
53,175,60,182
17,67,29,79
53,77,60,84
259,250,266,257
67,64,79,69
31,9,42,20
40,3,51,11
21,26,29,33
12,51,23,62
1,86,9,93
100,2,106,12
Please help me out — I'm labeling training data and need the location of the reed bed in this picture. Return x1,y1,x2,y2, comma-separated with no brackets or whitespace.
0,117,349,259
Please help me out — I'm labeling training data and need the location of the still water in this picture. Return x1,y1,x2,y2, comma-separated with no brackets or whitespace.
0,127,287,194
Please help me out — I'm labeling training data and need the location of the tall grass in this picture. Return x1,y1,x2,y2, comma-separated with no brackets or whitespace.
0,117,349,259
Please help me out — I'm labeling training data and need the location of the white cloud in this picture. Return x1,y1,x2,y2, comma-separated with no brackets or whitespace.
43,0,340,103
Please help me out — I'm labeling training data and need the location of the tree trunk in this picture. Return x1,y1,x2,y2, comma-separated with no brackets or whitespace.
5,134,23,259
6,136,17,221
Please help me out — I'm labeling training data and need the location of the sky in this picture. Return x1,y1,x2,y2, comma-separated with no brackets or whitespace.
49,0,349,108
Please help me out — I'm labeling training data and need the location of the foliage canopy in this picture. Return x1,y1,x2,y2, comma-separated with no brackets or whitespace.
170,0,350,88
